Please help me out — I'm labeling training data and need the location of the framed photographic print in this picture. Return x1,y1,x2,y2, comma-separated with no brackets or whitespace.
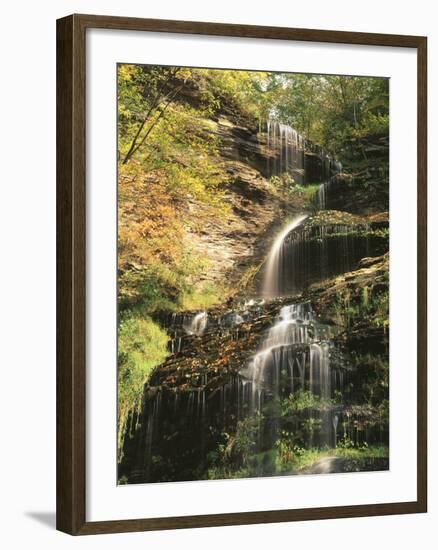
56,14,427,535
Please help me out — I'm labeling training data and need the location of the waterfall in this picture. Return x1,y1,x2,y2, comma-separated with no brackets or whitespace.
245,303,336,401
266,120,341,185
264,220,387,296
266,120,305,183
248,304,313,408
239,301,343,451
316,181,327,210
118,122,388,484
262,213,373,298
120,296,388,482
315,163,343,210
263,214,308,298
183,311,208,335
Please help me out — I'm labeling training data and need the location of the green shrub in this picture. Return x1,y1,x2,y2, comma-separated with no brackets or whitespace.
281,390,334,414
117,316,169,457
178,281,222,311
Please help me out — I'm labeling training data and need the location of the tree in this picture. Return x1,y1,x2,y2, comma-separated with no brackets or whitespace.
119,65,192,164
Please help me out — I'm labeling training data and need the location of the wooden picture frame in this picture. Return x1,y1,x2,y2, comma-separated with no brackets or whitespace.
57,13,427,535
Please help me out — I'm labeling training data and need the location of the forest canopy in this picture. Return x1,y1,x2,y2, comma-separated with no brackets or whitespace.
119,66,389,162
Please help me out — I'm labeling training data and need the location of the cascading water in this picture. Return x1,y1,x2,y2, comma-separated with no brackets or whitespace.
267,121,306,183
241,302,342,449
119,117,388,485
120,295,388,483
315,163,343,210
261,213,386,297
183,311,208,335
266,120,341,186
263,215,308,298
278,223,374,294
316,181,327,210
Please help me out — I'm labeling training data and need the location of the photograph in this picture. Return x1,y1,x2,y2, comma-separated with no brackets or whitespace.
0,0,430,543
116,65,390,484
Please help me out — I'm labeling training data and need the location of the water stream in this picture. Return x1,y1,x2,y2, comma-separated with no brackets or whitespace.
263,215,308,298
119,120,388,483
266,120,341,185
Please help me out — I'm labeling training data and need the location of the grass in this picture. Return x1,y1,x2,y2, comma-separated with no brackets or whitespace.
288,445,388,472
207,444,388,480
281,390,336,414
178,281,222,311
117,315,169,459
333,286,389,330
207,409,388,480
268,176,321,210
302,183,321,208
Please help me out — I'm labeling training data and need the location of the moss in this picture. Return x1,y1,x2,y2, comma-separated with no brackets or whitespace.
302,183,321,207
178,281,222,311
305,210,363,227
285,445,389,472
117,316,169,458
308,253,389,331
281,390,334,414
332,286,389,330
304,209,388,229
207,440,389,479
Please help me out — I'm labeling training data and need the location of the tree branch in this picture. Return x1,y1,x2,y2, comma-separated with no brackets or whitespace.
123,80,187,164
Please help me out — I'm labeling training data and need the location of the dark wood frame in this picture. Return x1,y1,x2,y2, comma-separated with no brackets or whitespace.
57,13,427,535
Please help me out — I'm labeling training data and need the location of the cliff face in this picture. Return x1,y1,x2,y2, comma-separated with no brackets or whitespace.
185,116,298,290
182,113,340,294
118,73,391,483
322,134,389,215
120,256,390,483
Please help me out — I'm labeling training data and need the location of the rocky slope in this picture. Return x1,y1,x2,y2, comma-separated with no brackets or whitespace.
185,116,305,290
119,82,390,483
174,81,339,292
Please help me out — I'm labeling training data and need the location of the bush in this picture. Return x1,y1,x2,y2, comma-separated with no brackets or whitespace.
117,316,169,456
178,281,222,311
